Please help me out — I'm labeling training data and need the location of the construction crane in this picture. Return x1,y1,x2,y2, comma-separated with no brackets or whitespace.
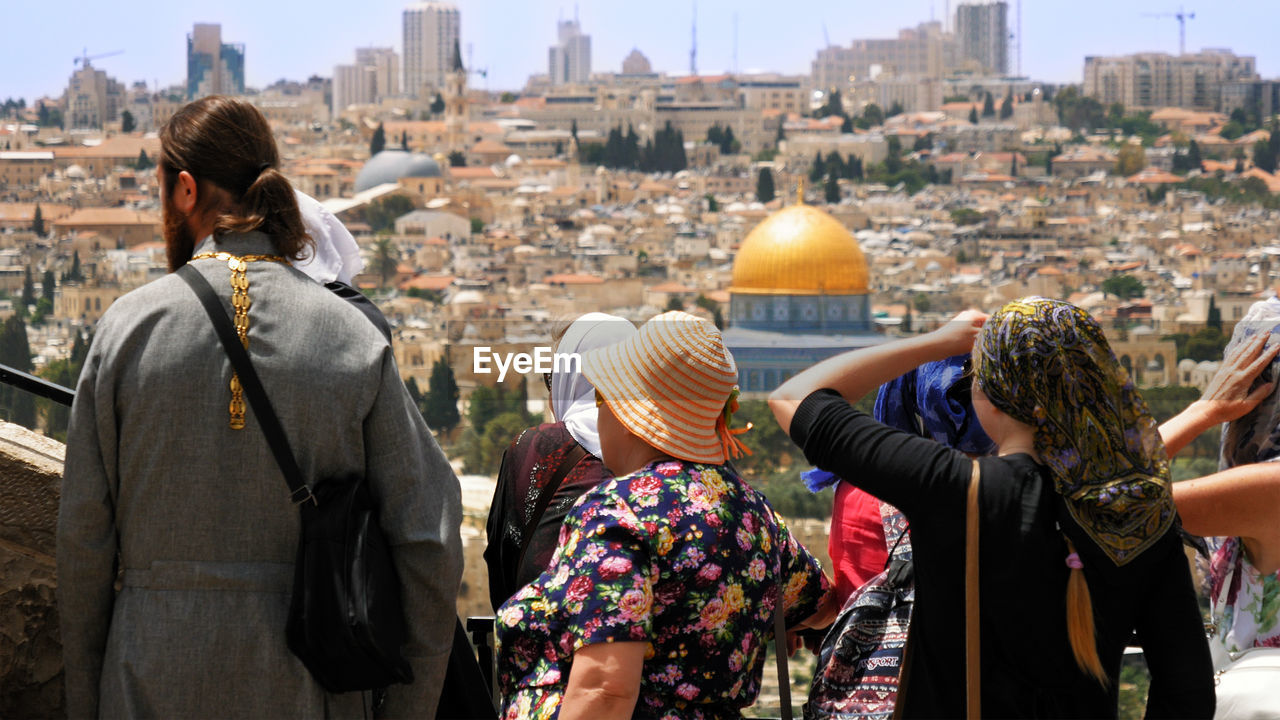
1141,6,1195,55
74,48,123,68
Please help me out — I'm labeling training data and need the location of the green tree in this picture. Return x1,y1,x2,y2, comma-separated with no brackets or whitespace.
1206,294,1222,332
448,150,466,167
913,292,932,312
499,91,516,104
371,236,398,289
0,315,36,428
1253,139,1277,174
665,296,685,312
31,204,44,236
364,194,415,233
823,173,840,203
1101,274,1144,300
887,101,904,118
982,92,995,118
1116,144,1146,176
756,167,776,203
999,90,1014,119
704,194,718,212
968,106,979,125
370,122,386,155
37,359,75,441
470,217,485,234
884,137,903,175
694,294,723,329
20,266,35,312
816,90,844,119
861,103,885,128
1220,122,1245,141
430,93,446,116
41,269,54,306
65,250,83,282
135,149,153,170
423,357,461,433
808,151,824,182
120,109,136,133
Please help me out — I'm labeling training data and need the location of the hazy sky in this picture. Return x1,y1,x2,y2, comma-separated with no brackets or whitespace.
3,0,1276,102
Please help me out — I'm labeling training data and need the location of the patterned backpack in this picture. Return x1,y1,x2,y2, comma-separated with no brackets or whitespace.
804,504,913,720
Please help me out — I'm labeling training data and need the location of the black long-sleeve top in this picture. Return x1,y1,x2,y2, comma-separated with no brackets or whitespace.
791,389,1214,719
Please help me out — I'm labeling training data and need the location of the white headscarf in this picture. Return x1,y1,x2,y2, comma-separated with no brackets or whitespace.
293,190,364,285
552,313,637,458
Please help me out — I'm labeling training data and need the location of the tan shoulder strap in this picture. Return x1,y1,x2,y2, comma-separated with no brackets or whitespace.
966,459,982,720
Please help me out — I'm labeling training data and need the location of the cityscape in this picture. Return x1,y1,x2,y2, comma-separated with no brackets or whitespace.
3,0,1280,715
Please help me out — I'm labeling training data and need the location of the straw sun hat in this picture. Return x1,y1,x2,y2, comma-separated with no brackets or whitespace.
580,310,749,465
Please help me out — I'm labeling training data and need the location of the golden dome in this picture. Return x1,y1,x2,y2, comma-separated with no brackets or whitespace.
730,204,869,295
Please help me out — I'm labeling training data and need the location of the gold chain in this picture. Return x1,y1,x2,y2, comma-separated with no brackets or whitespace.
189,252,288,430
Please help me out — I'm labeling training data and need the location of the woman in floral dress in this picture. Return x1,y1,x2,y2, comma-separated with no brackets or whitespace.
1159,300,1280,660
495,311,835,719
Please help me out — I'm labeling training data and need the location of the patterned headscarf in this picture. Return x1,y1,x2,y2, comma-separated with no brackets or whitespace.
804,355,994,491
973,297,1176,566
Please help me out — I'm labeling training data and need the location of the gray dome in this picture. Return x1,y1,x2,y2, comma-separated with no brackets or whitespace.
354,150,443,192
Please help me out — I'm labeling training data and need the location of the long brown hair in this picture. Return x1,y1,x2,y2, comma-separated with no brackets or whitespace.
159,95,311,260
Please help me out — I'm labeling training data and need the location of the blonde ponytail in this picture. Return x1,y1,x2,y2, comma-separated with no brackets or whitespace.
1065,538,1109,687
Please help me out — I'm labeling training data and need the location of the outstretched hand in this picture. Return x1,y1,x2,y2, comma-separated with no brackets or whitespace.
931,309,989,358
1199,331,1280,424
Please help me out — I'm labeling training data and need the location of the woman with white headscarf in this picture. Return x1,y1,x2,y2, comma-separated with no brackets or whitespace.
484,312,637,610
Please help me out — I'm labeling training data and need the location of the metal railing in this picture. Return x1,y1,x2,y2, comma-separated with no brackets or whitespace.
0,363,74,407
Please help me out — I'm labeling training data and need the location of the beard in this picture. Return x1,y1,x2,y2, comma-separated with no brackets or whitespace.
163,196,197,272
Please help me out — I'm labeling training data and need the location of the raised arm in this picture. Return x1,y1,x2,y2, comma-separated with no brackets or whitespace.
769,310,987,435
1173,463,1280,574
1159,332,1278,456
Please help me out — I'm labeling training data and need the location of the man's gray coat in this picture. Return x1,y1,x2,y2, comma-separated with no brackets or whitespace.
57,233,463,718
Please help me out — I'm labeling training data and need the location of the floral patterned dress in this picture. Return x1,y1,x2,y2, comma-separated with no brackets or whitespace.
1209,536,1280,661
496,459,828,719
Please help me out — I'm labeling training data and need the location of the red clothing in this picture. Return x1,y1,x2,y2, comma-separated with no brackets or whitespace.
828,482,889,602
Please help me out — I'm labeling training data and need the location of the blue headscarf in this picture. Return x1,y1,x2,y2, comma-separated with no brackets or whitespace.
803,354,995,491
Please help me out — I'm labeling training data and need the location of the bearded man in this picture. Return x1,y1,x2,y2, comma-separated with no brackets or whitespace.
57,95,462,718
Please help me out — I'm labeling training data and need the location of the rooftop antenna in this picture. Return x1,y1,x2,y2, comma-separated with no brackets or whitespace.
690,0,697,75
1017,0,1022,76
733,12,738,74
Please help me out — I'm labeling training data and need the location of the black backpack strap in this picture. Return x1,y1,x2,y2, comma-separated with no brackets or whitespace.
176,264,314,506
515,443,587,572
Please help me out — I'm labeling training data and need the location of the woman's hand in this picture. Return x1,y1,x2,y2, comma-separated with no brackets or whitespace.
1159,331,1280,456
930,309,988,358
1197,331,1280,424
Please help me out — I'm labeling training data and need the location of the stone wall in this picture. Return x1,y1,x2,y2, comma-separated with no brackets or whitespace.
0,422,66,719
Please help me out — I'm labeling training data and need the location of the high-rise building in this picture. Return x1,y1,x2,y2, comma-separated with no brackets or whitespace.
548,19,592,86
334,47,401,115
1084,50,1258,111
811,21,957,93
403,2,460,99
187,23,245,99
956,2,1008,76
64,63,125,129
356,47,401,99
